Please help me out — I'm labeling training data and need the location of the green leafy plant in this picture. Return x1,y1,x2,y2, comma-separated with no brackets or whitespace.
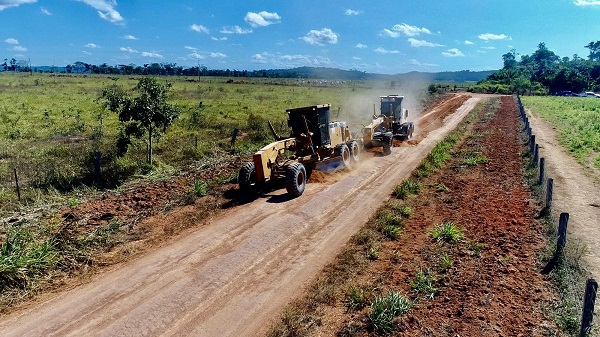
429,221,464,244
376,210,403,229
67,198,79,207
345,286,367,311
369,290,412,333
463,155,489,166
410,268,438,299
193,180,208,197
393,179,421,199
366,245,380,260
467,241,486,256
437,252,454,273
382,225,402,240
387,202,412,217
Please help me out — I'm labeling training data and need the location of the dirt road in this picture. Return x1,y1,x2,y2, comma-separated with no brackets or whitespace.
526,110,600,279
0,95,481,337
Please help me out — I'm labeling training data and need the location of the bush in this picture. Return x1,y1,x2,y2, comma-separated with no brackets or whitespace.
369,290,412,333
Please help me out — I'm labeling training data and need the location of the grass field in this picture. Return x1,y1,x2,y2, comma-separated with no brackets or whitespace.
521,96,600,171
0,72,425,214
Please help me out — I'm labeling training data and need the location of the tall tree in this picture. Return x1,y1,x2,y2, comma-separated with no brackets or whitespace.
101,78,179,164
585,41,600,62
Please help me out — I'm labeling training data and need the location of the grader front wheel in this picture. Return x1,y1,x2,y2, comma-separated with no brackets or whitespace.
285,162,307,197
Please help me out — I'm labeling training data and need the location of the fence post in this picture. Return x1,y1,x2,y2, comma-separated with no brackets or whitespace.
230,128,239,147
539,157,545,185
94,151,101,179
534,144,539,165
580,279,598,337
13,168,21,201
557,213,569,251
546,178,554,210
530,135,536,154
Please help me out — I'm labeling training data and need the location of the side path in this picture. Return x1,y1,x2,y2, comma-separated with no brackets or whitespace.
526,109,600,279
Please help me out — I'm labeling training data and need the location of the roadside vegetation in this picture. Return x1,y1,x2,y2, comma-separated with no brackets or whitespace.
521,96,600,170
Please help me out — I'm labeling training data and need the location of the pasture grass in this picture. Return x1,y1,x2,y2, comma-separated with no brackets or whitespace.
521,96,600,171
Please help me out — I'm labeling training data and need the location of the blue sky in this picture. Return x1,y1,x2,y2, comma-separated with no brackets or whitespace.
1,0,600,74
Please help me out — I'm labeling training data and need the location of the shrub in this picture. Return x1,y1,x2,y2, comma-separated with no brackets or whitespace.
369,290,412,333
429,221,464,244
410,268,438,299
393,179,421,199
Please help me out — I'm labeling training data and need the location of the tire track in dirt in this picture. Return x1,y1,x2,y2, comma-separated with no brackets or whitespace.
0,95,481,337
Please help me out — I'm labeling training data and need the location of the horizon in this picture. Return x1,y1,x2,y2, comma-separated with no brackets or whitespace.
1,1,599,75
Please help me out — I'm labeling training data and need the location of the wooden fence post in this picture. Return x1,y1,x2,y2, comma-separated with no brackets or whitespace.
94,151,101,179
534,144,539,165
530,135,536,154
557,213,569,251
580,279,598,337
539,157,545,185
546,178,554,210
230,128,239,147
13,168,21,201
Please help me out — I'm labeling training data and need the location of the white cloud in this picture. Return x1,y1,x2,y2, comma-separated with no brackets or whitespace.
464,40,474,45
574,0,600,5
210,52,226,58
244,11,280,27
122,35,138,40
81,50,92,55
442,48,465,57
184,46,196,51
353,56,361,60
211,37,228,41
478,33,511,41
355,43,367,49
410,59,439,67
190,24,209,34
11,45,27,52
120,47,138,53
220,26,252,34
188,52,206,60
4,38,19,44
252,54,268,64
381,29,400,38
141,51,163,59
40,6,51,15
408,38,443,48
251,52,334,67
0,0,36,11
481,46,496,50
392,23,432,37
345,9,361,15
302,28,338,46
85,43,99,48
374,47,400,54
76,0,124,24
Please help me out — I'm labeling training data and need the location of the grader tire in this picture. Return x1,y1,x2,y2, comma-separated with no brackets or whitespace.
347,140,360,163
285,162,307,197
239,162,259,197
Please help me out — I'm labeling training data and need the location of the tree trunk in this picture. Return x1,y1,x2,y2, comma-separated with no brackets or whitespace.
148,127,153,164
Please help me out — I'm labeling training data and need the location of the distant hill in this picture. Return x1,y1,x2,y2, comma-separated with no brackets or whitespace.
18,64,494,83
258,67,495,82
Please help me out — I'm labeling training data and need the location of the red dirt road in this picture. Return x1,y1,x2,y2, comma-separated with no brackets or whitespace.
0,95,481,337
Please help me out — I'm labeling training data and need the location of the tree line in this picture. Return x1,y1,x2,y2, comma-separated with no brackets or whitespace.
472,41,600,95
0,59,340,79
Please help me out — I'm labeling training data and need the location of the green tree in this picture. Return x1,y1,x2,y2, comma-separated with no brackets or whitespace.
101,77,179,164
585,41,600,62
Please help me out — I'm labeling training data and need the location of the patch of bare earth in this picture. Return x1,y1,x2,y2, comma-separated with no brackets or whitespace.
307,96,558,336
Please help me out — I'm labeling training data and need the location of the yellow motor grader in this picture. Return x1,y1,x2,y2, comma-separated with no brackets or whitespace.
239,104,359,197
362,95,414,155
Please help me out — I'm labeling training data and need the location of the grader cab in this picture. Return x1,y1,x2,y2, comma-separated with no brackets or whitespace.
239,104,360,198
